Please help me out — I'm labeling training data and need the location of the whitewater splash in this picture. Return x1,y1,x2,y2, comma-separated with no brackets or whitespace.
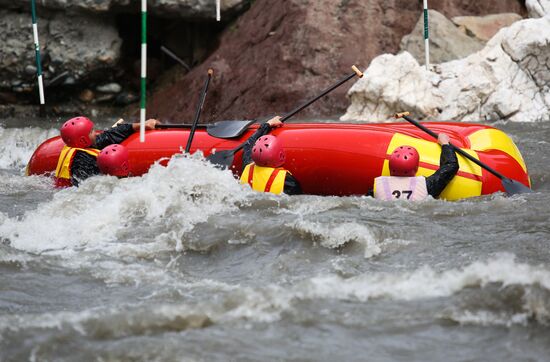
0,154,248,254
0,126,58,170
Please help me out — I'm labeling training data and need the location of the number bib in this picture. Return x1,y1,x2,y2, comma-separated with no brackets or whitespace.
374,176,428,201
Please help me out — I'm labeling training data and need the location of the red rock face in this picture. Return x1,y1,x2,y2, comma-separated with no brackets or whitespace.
147,0,525,123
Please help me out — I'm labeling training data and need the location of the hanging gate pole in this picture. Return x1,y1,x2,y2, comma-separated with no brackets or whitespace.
423,0,429,70
216,0,220,21
140,0,147,142
30,0,46,117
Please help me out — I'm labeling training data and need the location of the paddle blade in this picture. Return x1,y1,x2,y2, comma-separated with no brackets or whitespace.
502,178,533,195
206,150,235,169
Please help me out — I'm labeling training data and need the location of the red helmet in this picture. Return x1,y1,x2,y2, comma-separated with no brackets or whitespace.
389,145,420,177
60,117,94,148
252,135,286,168
97,144,130,177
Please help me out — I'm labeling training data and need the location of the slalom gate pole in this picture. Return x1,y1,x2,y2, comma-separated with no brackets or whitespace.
423,0,429,70
140,0,147,142
216,0,220,21
30,0,46,117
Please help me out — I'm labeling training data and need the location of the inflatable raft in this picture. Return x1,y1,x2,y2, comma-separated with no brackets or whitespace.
26,122,530,200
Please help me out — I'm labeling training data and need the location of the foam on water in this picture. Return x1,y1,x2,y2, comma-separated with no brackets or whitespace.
0,126,58,170
0,154,249,258
1,253,548,339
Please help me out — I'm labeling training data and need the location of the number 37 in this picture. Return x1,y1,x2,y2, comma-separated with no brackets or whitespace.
392,190,413,199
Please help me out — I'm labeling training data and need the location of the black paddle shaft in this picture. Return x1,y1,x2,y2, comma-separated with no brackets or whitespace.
401,115,508,180
222,68,364,155
279,70,360,123
185,69,213,153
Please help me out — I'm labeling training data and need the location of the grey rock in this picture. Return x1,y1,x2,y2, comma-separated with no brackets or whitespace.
24,65,37,75
400,10,485,65
0,10,121,92
96,83,122,94
0,0,246,19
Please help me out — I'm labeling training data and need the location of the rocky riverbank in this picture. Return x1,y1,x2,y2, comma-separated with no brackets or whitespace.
4,0,548,124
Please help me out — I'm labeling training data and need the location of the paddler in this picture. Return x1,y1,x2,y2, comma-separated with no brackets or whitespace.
373,133,459,200
55,116,158,187
240,116,301,195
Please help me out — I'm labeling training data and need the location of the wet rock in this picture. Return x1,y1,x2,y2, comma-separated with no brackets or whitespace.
400,10,485,65
526,0,550,18
452,13,523,42
96,83,122,94
0,0,247,20
0,9,121,92
79,89,95,103
95,93,116,103
114,92,139,106
0,91,18,104
342,17,550,123
24,65,37,76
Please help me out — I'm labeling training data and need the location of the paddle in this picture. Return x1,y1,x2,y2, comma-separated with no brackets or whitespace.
156,120,256,139
185,69,213,153
207,65,364,168
394,112,533,195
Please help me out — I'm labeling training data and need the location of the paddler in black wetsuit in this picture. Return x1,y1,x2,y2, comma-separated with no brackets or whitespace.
55,116,159,187
373,133,459,200
240,116,302,195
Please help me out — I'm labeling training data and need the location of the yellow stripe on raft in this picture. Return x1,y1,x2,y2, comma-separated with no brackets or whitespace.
383,133,483,200
467,128,528,173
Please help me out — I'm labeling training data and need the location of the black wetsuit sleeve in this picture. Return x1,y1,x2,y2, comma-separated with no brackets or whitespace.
284,173,302,195
94,124,135,150
242,123,271,171
426,144,459,198
71,151,100,187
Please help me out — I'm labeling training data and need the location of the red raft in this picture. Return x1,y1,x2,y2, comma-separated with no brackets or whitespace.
26,122,531,200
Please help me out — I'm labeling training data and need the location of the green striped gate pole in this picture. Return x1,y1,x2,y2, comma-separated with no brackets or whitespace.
216,0,220,21
140,0,147,142
30,0,46,117
423,0,429,70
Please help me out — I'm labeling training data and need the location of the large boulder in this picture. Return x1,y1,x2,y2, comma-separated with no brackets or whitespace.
341,16,550,123
0,0,246,19
400,10,485,65
147,0,527,122
0,10,121,92
452,13,523,42
526,0,550,17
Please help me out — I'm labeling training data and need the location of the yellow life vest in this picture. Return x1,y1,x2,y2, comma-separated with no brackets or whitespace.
54,145,100,184
240,163,289,194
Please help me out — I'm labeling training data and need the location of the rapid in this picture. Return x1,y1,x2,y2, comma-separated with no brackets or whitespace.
0,117,549,361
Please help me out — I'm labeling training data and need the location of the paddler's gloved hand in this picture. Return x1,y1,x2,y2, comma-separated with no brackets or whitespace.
437,133,450,145
266,116,283,128
131,119,159,131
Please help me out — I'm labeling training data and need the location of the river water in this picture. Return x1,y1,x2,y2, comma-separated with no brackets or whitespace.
0,117,549,361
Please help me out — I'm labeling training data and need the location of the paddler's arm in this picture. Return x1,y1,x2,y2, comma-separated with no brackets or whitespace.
283,173,302,195
94,119,159,149
426,134,459,198
241,116,283,172
71,152,101,187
